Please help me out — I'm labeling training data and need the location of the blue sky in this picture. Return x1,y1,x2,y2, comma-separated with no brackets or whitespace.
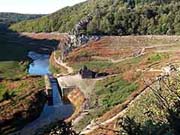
0,0,87,14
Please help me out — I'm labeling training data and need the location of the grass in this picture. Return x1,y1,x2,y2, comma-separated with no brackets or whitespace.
0,76,44,101
60,36,180,133
70,54,144,75
0,33,31,79
0,33,30,100
0,83,6,100
0,76,45,134
67,40,172,131
0,61,28,79
0,32,47,134
74,75,139,131
0,31,46,109
147,53,169,63
125,89,156,123
125,74,180,123
49,51,68,74
70,60,113,73
49,63,61,74
95,76,138,107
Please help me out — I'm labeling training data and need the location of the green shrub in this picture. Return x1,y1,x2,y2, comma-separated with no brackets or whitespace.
95,76,138,108
147,53,169,63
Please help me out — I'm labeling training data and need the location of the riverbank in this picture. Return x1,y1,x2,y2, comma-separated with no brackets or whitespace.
13,76,74,135
0,76,46,135
0,31,59,135
65,88,85,123
49,50,68,75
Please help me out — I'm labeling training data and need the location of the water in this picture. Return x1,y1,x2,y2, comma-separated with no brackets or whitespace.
15,82,73,135
12,51,74,135
28,51,51,75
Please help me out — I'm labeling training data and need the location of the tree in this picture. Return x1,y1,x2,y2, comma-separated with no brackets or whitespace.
149,74,180,134
120,71,180,135
120,116,142,135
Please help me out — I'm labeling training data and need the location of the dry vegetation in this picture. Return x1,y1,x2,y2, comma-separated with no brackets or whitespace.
0,76,46,134
60,36,180,133
0,32,55,134
20,32,68,41
65,88,85,123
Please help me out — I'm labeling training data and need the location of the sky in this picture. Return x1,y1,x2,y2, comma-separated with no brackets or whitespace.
0,0,87,14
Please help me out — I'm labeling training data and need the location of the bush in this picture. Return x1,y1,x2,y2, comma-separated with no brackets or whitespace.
2,91,16,100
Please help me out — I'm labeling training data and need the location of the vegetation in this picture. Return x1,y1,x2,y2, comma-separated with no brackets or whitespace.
120,116,167,135
2,1,180,134
49,50,69,74
0,30,53,134
0,77,44,101
36,121,77,135
75,75,138,131
0,78,46,135
10,0,180,35
0,33,32,80
120,73,180,135
0,61,28,79
94,76,138,108
70,60,113,73
60,36,179,133
0,12,44,24
147,53,169,63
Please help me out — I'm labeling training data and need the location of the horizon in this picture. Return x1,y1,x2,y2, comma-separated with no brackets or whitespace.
0,0,87,14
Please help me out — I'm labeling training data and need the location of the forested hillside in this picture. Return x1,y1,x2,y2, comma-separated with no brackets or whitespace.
10,0,180,35
0,12,44,24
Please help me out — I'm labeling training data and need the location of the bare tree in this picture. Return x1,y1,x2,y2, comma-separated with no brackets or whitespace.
120,70,180,135
148,73,180,135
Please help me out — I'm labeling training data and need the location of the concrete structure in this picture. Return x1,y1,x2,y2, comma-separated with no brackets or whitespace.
61,86,75,102
44,75,53,105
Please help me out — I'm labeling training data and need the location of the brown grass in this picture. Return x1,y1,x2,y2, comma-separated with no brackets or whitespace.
65,88,85,123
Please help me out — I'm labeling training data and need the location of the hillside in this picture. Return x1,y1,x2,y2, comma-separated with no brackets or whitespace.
50,35,180,135
0,12,44,25
0,31,59,134
2,0,180,134
10,0,180,35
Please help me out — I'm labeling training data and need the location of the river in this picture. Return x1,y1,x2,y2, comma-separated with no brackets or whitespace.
28,51,51,75
12,51,74,135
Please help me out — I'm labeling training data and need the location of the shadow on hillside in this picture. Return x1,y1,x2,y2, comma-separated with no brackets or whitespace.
0,24,59,61
119,116,171,135
37,120,78,135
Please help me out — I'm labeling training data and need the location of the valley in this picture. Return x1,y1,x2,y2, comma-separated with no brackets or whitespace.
18,32,179,134
0,31,58,134
1,30,180,135
1,0,180,135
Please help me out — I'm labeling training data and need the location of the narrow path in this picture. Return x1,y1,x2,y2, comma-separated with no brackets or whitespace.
93,43,179,64
53,51,74,74
80,64,178,134
93,48,145,64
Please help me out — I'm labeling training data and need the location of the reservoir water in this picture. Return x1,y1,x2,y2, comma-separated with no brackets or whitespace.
28,51,51,75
